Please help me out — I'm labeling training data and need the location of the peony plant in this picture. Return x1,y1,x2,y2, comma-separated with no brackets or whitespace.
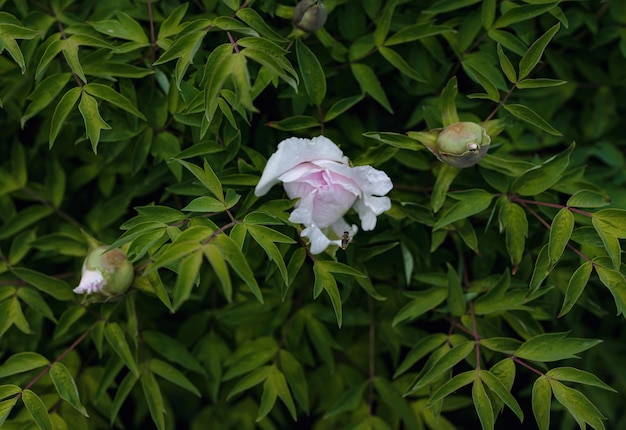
255,136,392,254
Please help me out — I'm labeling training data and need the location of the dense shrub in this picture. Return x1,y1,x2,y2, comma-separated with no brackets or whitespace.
1,0,625,429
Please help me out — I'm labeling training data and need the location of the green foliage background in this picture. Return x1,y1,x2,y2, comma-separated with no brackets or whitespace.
1,0,626,429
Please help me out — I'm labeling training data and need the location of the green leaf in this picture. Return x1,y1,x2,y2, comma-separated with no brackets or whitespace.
214,234,263,303
374,377,420,430
78,92,111,153
49,87,81,149
441,76,460,126
384,22,455,46
0,205,53,241
499,201,527,268
374,0,398,45
511,143,573,195
472,377,494,430
313,262,343,328
0,397,18,426
446,263,466,316
592,217,621,270
594,265,626,316
493,3,559,28
392,287,447,326
203,244,232,302
267,115,320,131
182,196,226,212
141,371,166,430
516,78,567,89
241,47,298,90
428,370,476,405
395,333,448,378
0,22,41,73
172,250,203,311
104,322,140,377
11,267,73,301
226,365,272,400
550,380,606,430
434,189,494,230
463,61,500,102
559,260,593,317
22,389,52,430
175,158,224,201
263,365,297,421
278,350,309,414
504,104,562,136
143,331,204,374
548,208,573,266
149,359,201,397
49,362,88,416
519,23,560,80
83,83,146,119
497,44,516,83
21,73,72,127
296,38,326,106
514,332,602,362
409,341,474,391
591,209,626,238
378,46,426,82
481,370,523,421
362,131,423,151
324,382,367,418
325,95,364,122
0,352,49,378
546,367,616,392
90,11,148,43
351,63,393,113
532,376,551,430
248,225,293,286
236,9,285,42
0,385,22,401
110,372,138,425
567,190,611,208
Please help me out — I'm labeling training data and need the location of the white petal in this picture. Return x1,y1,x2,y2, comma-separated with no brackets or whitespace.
254,136,349,196
301,225,334,254
350,165,393,197
353,195,391,231
73,269,105,294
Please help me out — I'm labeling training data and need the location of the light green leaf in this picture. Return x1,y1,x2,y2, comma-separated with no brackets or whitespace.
472,377,494,430
11,267,73,301
493,3,559,28
395,333,448,378
182,196,226,213
172,250,203,311
22,73,72,127
296,38,326,105
351,63,393,113
441,76,460,126
428,370,476,405
141,371,166,430
149,358,201,397
481,370,523,421
591,209,626,238
175,158,224,201
384,22,455,46
362,131,423,151
83,83,146,119
267,115,320,131
236,9,285,42
410,341,474,391
550,380,606,430
214,234,263,303
374,0,398,46
497,44,516,83
0,396,18,426
592,217,621,270
516,78,567,88
566,190,611,208
0,352,49,378
532,376,551,430
594,265,626,316
392,287,447,326
313,262,342,328
519,23,560,80
78,92,111,153
548,208,573,266
463,61,500,102
514,332,602,362
511,143,573,195
203,244,232,302
446,263,466,316
49,86,81,148
482,0,496,29
22,389,52,430
278,350,309,414
559,260,593,317
378,46,426,82
226,365,272,400
504,104,562,136
104,323,140,376
49,362,88,416
546,367,616,392
434,189,494,230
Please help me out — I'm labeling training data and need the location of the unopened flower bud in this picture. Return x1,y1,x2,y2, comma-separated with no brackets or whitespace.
293,0,328,32
435,122,490,168
74,246,134,297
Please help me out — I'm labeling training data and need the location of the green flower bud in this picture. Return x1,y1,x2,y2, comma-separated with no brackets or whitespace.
293,0,328,32
435,122,490,168
74,245,134,298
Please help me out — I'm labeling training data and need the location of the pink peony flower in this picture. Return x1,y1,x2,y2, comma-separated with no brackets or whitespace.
255,136,392,254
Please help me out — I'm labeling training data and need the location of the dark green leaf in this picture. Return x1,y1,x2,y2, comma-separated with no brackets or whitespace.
104,323,140,376
409,341,474,391
49,362,88,416
514,332,602,362
11,267,73,301
472,377,494,430
511,143,573,195
351,63,393,113
504,104,562,136
594,265,626,316
296,38,326,106
519,23,560,80
267,115,320,131
548,208,574,266
532,376,551,430
493,3,559,28
384,23,455,46
22,389,52,430
559,261,592,317
0,352,49,378
497,44,516,83
392,287,447,326
141,371,166,430
149,359,201,397
434,189,494,230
